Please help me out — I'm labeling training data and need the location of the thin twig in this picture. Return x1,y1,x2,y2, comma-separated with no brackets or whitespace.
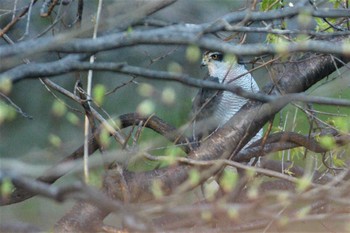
0,92,33,119
0,0,39,37
83,0,104,183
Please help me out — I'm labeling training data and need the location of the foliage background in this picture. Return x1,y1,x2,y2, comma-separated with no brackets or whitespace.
0,0,349,231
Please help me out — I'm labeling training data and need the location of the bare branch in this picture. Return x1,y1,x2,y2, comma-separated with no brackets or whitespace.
237,130,350,162
0,113,187,205
99,46,346,204
1,2,349,232
0,0,39,37
1,7,349,63
2,58,350,107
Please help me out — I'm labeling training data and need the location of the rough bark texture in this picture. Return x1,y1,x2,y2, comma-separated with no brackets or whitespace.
54,50,346,232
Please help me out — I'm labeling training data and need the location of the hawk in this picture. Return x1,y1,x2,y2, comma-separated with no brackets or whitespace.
192,51,262,147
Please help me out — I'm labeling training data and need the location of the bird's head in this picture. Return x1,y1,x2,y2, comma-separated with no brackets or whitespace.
201,51,238,79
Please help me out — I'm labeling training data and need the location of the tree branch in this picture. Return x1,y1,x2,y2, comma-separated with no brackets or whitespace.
0,113,188,206
2,58,350,107
1,7,349,65
236,130,350,162
100,50,346,204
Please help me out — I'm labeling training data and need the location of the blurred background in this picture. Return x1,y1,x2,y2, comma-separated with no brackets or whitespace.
0,0,252,229
0,0,251,158
0,0,349,231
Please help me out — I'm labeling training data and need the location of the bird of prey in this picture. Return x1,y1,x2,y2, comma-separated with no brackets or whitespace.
192,51,262,147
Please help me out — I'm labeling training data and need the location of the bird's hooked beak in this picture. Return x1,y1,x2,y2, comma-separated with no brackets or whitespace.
200,55,208,68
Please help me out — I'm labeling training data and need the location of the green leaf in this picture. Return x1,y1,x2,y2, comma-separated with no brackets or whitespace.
203,180,219,201
188,169,201,186
110,117,122,130
136,99,155,116
66,112,80,125
98,128,111,148
315,17,335,32
283,162,295,176
329,0,342,8
49,134,62,148
167,62,182,73
275,40,290,55
342,39,350,55
272,125,283,132
295,34,310,42
163,147,183,164
0,101,16,124
297,10,313,29
277,191,291,206
318,135,336,150
186,45,201,63
1,178,14,199
247,178,262,199
260,0,269,11
52,100,67,117
219,169,238,192
289,147,304,160
0,78,12,94
266,33,278,44
93,84,106,106
277,216,290,227
296,206,311,219
333,0,340,8
151,179,164,199
245,168,256,178
137,83,154,97
227,206,239,219
261,0,283,11
223,54,237,64
201,210,212,221
296,176,312,192
333,117,350,133
333,155,346,167
87,170,102,187
161,87,176,105
127,26,133,34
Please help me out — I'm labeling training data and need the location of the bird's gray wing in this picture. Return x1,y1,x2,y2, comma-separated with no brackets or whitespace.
192,76,221,121
191,76,222,144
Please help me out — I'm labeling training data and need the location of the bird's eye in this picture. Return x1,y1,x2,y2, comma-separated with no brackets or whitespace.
210,53,223,61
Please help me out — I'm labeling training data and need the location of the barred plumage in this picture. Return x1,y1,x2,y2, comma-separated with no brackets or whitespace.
192,51,262,145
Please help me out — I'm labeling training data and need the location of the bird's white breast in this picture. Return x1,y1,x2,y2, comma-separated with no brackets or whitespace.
210,63,262,142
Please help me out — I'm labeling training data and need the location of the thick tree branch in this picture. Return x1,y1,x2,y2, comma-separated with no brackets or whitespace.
99,51,346,204
109,0,177,31
4,51,348,232
2,2,349,232
0,113,188,206
2,58,350,108
237,130,350,162
0,7,349,65
1,33,349,69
